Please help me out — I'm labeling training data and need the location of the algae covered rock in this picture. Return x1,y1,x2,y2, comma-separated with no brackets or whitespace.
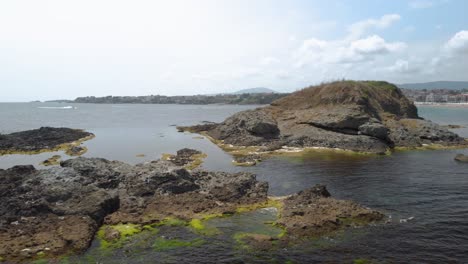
0,149,270,262
0,127,94,156
276,184,384,238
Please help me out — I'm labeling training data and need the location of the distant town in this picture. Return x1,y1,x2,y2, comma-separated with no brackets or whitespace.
401,89,468,104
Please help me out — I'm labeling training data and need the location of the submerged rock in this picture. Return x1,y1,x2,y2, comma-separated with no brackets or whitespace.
232,154,262,166
161,148,208,170
41,155,61,166
0,127,93,155
181,81,467,154
454,154,468,163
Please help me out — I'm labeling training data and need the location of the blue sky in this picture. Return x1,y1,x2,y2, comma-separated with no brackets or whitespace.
0,0,467,101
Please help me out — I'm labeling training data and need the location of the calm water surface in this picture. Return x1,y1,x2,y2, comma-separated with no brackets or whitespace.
1,103,468,263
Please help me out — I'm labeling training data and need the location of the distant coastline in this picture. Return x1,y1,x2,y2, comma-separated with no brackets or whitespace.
47,93,290,105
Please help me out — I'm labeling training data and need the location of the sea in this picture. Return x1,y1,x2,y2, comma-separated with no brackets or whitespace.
1,102,467,263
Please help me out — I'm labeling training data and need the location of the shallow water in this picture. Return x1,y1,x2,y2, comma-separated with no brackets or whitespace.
1,103,468,263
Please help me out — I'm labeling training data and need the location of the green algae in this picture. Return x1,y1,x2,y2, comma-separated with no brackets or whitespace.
156,217,187,227
109,223,142,237
97,223,159,250
153,237,205,251
235,199,283,214
184,153,207,170
353,258,373,264
189,219,220,236
32,259,48,264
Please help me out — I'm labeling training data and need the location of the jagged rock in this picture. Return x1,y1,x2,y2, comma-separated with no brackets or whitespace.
0,148,384,262
0,150,269,262
181,81,467,154
276,185,384,238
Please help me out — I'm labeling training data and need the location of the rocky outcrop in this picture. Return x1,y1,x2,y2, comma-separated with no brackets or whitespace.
180,81,467,154
277,185,384,238
0,150,268,262
0,127,94,155
0,149,384,262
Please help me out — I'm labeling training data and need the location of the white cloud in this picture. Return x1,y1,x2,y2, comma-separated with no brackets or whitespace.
350,35,406,55
347,14,401,39
259,56,280,66
294,35,406,66
444,30,468,55
387,59,420,74
409,0,435,9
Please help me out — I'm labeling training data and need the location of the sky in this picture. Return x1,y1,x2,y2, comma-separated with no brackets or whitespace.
1,0,468,101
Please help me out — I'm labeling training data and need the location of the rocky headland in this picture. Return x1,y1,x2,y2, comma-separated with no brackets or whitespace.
179,81,467,156
0,149,383,263
0,127,94,156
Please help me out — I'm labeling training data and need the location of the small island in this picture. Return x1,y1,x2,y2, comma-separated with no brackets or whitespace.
179,81,467,156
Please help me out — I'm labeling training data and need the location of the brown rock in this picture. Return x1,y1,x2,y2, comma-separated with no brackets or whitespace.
277,185,384,238
182,81,467,154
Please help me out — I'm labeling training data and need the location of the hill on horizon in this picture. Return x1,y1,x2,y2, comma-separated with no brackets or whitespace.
398,81,468,90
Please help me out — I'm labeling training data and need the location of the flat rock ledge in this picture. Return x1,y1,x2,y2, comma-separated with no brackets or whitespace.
0,127,94,156
0,149,383,263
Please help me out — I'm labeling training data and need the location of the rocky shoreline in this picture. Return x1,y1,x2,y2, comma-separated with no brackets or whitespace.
179,81,468,160
0,148,383,263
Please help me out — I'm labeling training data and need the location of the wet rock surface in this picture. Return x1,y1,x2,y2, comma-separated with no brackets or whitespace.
181,81,467,154
0,149,268,262
232,154,262,166
454,154,468,163
0,149,383,262
0,127,93,155
277,185,384,238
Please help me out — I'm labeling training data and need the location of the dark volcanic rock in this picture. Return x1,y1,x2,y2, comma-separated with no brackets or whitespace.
0,127,93,154
0,150,269,262
455,154,468,163
0,150,383,262
181,81,467,154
